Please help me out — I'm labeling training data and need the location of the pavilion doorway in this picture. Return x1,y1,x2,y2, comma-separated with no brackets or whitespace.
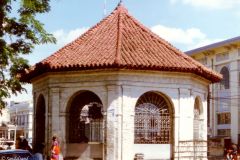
66,91,104,159
35,94,46,148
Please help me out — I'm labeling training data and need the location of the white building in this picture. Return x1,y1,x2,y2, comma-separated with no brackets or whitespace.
0,108,10,126
21,3,221,160
186,36,240,145
9,101,33,143
0,101,32,149
0,107,11,141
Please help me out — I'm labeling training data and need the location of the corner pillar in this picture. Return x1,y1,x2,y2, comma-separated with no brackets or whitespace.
106,85,123,160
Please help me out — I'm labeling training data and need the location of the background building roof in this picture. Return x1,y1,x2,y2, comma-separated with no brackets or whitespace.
186,36,240,56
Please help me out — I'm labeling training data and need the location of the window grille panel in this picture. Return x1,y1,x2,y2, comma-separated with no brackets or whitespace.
194,98,203,140
134,92,171,144
220,66,229,90
69,91,103,143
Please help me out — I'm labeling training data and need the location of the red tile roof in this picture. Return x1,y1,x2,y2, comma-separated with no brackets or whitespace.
21,3,222,83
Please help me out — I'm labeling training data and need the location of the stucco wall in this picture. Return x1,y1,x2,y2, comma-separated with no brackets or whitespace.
32,70,209,160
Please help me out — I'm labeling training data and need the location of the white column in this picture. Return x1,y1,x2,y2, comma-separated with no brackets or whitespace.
122,86,135,160
230,55,238,143
50,88,60,135
176,88,194,159
48,87,61,157
178,88,192,141
106,85,123,160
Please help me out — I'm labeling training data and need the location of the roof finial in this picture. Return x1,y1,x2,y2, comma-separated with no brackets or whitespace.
103,0,107,16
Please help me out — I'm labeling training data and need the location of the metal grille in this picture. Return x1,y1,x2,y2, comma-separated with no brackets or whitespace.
69,91,103,143
193,108,200,140
194,99,201,140
134,92,171,144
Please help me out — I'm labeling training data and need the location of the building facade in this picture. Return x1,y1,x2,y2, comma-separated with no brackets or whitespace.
9,101,33,143
22,3,221,160
186,36,240,144
0,101,32,149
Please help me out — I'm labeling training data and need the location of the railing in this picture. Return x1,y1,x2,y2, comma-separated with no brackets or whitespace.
0,140,15,149
175,140,208,159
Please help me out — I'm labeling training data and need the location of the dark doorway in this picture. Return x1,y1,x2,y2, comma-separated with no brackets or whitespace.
35,95,46,147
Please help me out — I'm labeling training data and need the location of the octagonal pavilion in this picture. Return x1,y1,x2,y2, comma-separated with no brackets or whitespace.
22,3,221,160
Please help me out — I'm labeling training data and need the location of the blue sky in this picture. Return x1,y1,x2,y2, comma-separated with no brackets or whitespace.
11,0,240,101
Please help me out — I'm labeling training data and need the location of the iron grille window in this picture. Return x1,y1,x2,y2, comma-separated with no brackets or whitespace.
220,66,229,90
194,97,204,140
193,107,200,140
69,91,103,143
134,92,171,144
217,112,231,124
79,103,103,142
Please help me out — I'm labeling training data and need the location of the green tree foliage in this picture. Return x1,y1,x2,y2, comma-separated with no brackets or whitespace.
0,0,56,110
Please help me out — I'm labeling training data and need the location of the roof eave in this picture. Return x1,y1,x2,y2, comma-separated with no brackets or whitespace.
20,64,221,83
186,36,240,56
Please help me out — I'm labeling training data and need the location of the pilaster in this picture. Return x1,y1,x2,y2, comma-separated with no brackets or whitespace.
106,85,123,160
47,87,61,157
121,86,135,160
230,58,238,143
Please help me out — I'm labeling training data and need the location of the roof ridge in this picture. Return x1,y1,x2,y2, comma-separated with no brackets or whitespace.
114,6,124,65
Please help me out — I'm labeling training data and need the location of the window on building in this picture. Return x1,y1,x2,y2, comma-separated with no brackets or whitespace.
134,92,171,144
217,129,231,136
17,115,20,125
21,115,25,125
216,52,229,62
26,115,29,126
220,66,230,90
26,132,28,139
10,131,14,140
217,112,231,124
197,57,207,66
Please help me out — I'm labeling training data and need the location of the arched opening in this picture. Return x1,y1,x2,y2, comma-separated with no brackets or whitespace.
220,66,229,90
35,94,46,147
66,91,103,159
193,96,203,140
134,91,173,159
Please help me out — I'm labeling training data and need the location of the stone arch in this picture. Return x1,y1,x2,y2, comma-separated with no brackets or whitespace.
220,66,229,89
65,90,104,159
134,91,174,159
35,94,46,147
193,96,203,140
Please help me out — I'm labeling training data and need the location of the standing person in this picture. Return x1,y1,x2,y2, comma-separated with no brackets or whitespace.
33,143,45,160
232,143,238,160
22,138,33,153
51,136,60,160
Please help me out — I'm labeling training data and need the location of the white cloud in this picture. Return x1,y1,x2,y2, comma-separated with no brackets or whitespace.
151,24,221,50
151,25,205,44
189,38,223,50
171,0,240,9
53,27,89,46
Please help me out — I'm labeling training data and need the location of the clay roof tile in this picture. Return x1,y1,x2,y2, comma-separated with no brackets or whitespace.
21,3,222,83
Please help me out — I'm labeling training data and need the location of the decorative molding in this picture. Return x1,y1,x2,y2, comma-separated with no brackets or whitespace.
203,50,215,56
